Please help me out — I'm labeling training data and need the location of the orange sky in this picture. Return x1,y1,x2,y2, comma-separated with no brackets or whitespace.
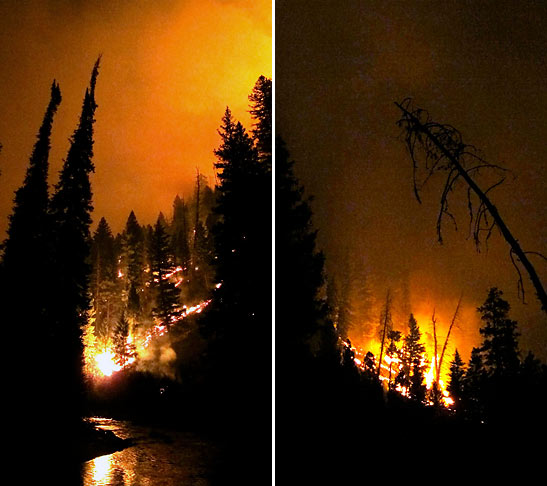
0,0,271,235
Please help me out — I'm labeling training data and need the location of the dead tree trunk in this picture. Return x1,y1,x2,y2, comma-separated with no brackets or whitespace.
395,99,547,313
431,309,439,383
437,295,462,383
377,290,392,379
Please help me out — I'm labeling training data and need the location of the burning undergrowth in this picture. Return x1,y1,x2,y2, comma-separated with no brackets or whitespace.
84,299,211,382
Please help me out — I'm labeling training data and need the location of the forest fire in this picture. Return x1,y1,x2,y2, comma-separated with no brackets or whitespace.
336,292,470,409
343,313,457,409
85,298,211,379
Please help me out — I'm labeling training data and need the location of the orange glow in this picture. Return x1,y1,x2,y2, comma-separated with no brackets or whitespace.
0,1,272,237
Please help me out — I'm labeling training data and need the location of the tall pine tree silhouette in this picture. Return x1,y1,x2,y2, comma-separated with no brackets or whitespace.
150,215,180,329
210,106,271,338
2,81,61,329
276,136,335,362
476,287,522,424
91,217,120,337
0,81,62,447
48,56,101,431
249,75,272,166
198,91,271,484
447,349,466,412
123,210,145,314
171,195,191,271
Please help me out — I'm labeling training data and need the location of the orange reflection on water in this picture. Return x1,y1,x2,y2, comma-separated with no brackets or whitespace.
91,455,112,484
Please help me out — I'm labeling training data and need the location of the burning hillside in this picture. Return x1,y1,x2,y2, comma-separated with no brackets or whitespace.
84,298,211,379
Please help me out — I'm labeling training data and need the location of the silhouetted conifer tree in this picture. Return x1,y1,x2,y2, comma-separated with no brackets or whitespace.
478,287,521,378
249,75,272,166
205,106,271,348
447,349,465,411
409,358,427,403
189,173,214,300
0,80,61,445
172,195,191,271
276,137,337,361
113,310,136,367
462,347,486,422
396,314,426,391
197,99,271,474
123,211,144,283
91,217,116,284
2,81,61,333
48,56,100,432
386,330,402,389
91,217,121,337
476,287,522,424
122,211,145,314
150,216,180,328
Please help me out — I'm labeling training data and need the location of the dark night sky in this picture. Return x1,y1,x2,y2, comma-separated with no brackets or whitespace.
276,0,547,361
0,0,271,235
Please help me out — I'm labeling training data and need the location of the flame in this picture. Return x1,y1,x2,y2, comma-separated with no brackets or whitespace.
85,298,212,378
344,334,455,408
95,350,122,377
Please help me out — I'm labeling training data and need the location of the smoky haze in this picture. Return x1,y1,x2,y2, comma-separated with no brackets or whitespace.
0,0,271,235
276,1,547,361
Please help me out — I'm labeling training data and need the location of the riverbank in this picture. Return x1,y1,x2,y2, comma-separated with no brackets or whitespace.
80,419,132,463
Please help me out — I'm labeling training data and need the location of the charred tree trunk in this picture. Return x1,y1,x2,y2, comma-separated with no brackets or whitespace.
377,290,392,379
437,295,462,383
431,309,439,384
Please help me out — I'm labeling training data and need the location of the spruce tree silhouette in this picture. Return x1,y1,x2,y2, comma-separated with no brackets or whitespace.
0,80,62,459
198,92,271,484
447,349,466,412
48,56,101,442
2,80,61,339
249,75,272,166
171,195,191,271
276,137,333,360
91,217,121,337
123,211,144,287
476,287,521,425
150,216,180,329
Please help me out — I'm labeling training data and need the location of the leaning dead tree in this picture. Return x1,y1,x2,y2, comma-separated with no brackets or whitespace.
377,289,393,378
395,98,547,313
436,295,462,382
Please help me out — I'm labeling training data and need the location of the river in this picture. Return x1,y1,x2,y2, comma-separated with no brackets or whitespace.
81,417,221,485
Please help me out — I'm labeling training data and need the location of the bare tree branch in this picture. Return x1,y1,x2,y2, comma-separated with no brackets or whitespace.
396,98,547,312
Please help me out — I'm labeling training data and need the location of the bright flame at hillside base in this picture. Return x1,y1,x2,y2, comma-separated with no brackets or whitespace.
344,340,454,408
340,299,473,408
343,304,463,408
85,299,211,379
